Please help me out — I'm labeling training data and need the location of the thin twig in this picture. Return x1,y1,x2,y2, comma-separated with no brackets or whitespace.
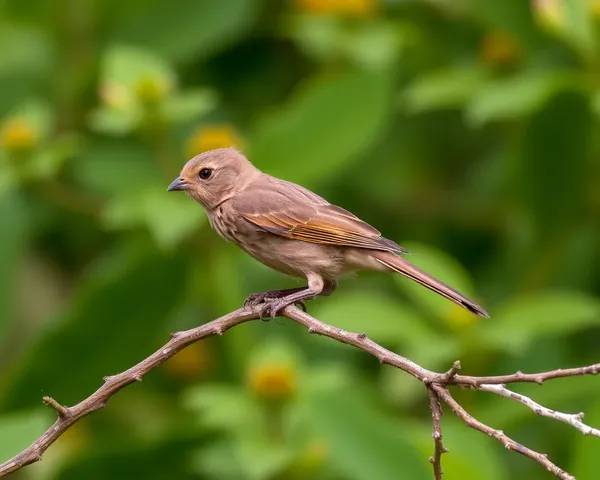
0,307,260,477
479,383,600,437
0,304,598,480
448,364,600,387
434,386,575,480
428,388,446,480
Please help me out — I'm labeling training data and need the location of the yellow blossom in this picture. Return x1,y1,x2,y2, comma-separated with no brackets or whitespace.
247,362,297,401
480,31,521,67
186,124,244,158
294,0,377,17
0,118,37,152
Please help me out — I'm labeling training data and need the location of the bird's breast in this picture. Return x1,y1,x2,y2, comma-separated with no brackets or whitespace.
208,206,239,243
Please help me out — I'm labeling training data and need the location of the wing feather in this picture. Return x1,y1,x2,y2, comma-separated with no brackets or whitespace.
235,178,408,254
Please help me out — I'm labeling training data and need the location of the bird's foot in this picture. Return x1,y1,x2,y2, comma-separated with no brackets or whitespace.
244,288,306,309
257,298,305,319
244,288,311,319
244,291,274,308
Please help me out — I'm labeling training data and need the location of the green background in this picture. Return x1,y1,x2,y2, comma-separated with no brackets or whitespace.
1,0,600,479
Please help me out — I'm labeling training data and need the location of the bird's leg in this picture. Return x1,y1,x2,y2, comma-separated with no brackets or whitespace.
244,287,306,308
260,275,330,319
260,287,316,319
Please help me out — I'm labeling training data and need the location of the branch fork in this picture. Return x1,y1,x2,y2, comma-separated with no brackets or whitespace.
0,304,598,480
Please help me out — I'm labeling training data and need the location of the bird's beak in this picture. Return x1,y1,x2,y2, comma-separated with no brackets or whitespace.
167,177,189,192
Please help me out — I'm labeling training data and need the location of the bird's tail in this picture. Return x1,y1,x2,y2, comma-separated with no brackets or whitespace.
372,251,490,318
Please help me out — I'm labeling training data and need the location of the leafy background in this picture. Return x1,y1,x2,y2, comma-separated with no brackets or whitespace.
1,0,599,479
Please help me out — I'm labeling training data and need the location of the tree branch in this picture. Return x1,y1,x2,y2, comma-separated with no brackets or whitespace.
0,305,598,479
427,388,446,480
479,383,600,437
434,386,575,480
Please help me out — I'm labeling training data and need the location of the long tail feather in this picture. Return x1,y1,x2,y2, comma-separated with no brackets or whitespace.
372,252,490,318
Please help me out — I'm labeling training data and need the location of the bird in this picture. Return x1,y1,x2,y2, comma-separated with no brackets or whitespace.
167,147,489,319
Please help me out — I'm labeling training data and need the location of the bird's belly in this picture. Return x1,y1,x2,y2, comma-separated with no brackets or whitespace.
243,234,347,280
209,208,347,279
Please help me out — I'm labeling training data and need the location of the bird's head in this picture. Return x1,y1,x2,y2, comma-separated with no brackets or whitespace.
167,147,260,209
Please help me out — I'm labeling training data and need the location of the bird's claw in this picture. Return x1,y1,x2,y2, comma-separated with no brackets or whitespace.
295,301,307,312
256,299,307,320
257,299,286,319
244,292,269,308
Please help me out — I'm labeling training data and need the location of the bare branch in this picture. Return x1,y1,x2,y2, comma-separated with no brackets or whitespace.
0,306,260,477
434,385,575,480
0,304,598,480
479,383,600,437
428,388,447,480
448,364,600,387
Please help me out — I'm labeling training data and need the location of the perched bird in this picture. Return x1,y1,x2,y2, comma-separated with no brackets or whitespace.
168,148,489,318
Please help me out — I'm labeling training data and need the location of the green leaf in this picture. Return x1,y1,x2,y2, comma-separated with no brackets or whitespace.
288,16,405,69
163,90,217,123
103,186,206,250
403,67,488,113
466,71,582,126
563,0,596,60
304,387,430,480
0,247,188,411
249,69,392,185
193,438,293,480
0,25,53,77
391,242,481,322
101,45,175,92
88,108,139,136
341,21,406,70
112,0,258,64
480,291,600,354
183,385,258,432
286,15,344,63
0,409,51,461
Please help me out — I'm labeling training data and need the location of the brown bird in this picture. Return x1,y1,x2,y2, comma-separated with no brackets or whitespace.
168,147,489,319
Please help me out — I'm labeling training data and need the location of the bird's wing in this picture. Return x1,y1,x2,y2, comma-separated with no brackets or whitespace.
235,178,408,254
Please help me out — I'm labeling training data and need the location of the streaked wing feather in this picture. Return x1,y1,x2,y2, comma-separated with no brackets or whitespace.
237,181,407,254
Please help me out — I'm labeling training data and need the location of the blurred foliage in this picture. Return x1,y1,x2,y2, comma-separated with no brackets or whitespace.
0,0,599,479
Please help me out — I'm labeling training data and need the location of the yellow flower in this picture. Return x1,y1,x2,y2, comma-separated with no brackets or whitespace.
0,118,37,152
247,363,297,401
186,124,244,157
480,31,521,67
294,0,377,17
592,0,600,17
165,342,212,380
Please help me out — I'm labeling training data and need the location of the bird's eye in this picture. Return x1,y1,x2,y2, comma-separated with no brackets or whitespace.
198,168,212,180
